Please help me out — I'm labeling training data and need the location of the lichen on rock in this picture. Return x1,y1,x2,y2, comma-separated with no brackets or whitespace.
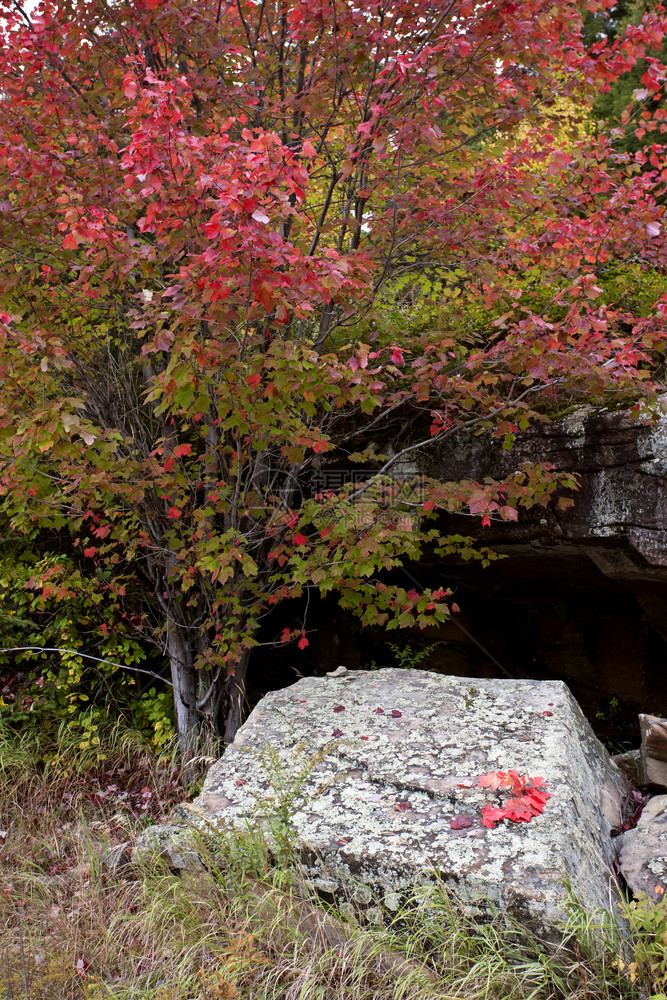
189,668,629,939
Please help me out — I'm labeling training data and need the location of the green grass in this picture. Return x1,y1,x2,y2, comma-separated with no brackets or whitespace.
0,720,663,1000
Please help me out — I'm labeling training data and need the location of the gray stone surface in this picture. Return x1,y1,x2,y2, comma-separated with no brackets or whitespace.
103,841,134,877
190,668,629,937
617,794,667,899
131,823,204,872
421,406,667,577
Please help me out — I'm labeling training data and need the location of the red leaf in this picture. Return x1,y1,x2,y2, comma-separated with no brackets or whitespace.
167,506,181,519
280,628,291,644
333,704,345,712
332,728,343,737
83,546,96,557
478,771,506,791
297,635,309,650
506,770,524,794
246,374,261,388
293,532,308,546
173,444,192,458
524,788,550,812
122,75,138,99
450,814,473,829
390,709,402,718
481,805,506,828
502,797,534,822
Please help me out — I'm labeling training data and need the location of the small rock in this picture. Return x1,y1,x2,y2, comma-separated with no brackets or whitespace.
102,841,134,876
131,823,205,872
613,749,643,788
617,794,667,899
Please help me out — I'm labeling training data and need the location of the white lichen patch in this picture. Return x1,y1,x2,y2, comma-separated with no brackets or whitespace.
639,407,667,475
560,407,595,441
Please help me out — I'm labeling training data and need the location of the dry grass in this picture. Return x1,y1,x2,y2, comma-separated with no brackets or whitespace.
0,721,646,1000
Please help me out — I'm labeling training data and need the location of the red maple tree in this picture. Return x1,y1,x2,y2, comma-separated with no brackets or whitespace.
0,0,666,760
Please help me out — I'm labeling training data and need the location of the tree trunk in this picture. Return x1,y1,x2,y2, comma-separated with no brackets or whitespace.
166,622,201,775
167,617,251,771
213,649,251,744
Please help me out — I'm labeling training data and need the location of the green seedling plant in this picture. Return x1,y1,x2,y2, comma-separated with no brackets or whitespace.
243,742,332,864
386,643,437,671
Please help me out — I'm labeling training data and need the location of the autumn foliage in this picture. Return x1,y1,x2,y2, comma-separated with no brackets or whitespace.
477,771,551,828
0,0,667,757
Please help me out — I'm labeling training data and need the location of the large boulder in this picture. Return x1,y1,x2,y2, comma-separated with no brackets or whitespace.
188,668,629,938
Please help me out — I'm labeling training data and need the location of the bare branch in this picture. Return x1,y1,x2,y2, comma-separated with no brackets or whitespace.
0,647,172,687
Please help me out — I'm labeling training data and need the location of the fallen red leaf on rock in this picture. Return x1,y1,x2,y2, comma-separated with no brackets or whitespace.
478,771,506,791
481,805,506,828
478,771,552,828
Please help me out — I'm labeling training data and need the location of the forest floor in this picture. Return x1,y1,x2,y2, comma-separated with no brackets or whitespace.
0,721,661,1000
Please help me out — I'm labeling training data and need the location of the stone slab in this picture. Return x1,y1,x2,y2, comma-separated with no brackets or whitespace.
190,669,629,937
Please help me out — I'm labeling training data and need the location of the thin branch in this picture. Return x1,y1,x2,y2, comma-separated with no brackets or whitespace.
308,170,341,257
10,0,32,27
345,382,561,503
196,665,222,710
0,647,173,687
